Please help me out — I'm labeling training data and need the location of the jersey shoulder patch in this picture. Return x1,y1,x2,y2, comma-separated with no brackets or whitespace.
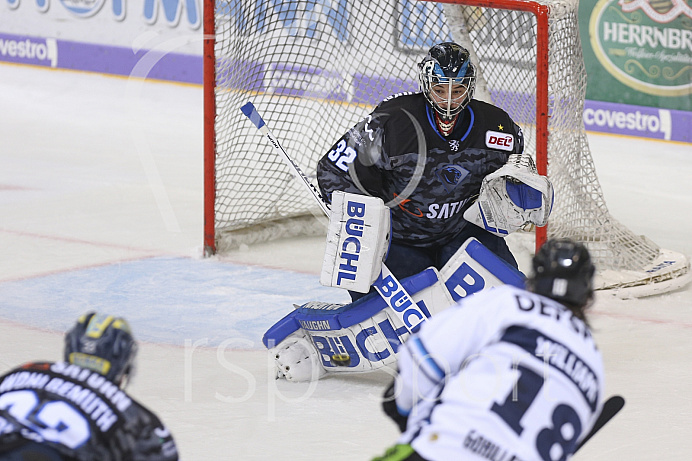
485,130,515,151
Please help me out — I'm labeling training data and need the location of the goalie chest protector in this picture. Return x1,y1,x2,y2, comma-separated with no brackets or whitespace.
317,93,524,248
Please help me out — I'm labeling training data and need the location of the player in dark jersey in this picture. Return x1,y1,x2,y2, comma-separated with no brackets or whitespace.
317,42,525,300
0,313,178,461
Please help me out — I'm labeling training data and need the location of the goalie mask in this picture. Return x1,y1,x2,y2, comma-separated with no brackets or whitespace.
64,312,138,388
528,239,596,311
419,42,476,130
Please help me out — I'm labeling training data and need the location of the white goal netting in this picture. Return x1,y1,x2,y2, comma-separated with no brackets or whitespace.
206,0,689,296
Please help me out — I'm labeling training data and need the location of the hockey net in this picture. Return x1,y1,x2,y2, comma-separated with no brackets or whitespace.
203,0,690,296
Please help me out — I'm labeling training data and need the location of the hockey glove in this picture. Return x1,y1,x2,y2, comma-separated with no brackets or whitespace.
382,380,408,432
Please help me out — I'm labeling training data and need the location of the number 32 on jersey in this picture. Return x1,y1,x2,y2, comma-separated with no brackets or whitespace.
0,390,91,449
328,139,356,172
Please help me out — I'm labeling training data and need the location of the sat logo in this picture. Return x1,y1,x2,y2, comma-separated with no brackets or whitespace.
485,130,514,151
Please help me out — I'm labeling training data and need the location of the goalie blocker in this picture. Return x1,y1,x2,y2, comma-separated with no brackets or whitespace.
263,238,525,382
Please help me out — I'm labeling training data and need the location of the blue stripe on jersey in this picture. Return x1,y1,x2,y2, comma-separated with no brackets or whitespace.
409,336,446,382
460,107,474,142
424,104,442,139
500,325,600,411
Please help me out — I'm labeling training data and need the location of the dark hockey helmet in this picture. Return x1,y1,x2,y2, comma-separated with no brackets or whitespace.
64,312,138,387
528,238,596,310
418,42,476,120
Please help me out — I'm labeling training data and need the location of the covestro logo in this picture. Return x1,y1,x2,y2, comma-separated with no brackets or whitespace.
0,37,57,67
583,104,673,140
589,0,692,97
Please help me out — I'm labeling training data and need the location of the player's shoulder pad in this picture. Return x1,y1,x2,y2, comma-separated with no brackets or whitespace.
379,91,418,105
369,92,426,129
373,92,424,118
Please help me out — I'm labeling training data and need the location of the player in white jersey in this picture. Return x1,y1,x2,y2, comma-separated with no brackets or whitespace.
374,238,605,461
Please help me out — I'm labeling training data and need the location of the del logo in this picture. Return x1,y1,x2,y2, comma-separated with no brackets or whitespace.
485,131,514,151
589,0,692,97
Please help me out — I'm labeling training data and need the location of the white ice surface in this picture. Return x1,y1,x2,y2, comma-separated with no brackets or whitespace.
1,63,691,460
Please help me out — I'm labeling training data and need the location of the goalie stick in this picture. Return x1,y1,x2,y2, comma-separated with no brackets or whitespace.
241,101,425,334
240,102,330,216
575,394,625,453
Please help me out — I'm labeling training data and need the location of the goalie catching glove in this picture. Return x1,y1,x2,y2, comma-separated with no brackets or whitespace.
463,153,554,237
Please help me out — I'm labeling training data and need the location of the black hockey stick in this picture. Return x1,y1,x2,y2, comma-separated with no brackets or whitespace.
575,395,625,453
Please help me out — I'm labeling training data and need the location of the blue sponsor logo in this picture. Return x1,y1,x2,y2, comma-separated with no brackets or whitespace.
58,0,107,18
221,0,348,41
373,276,428,333
583,105,673,140
311,334,360,368
336,201,366,286
143,0,200,29
9,0,200,27
311,317,410,368
444,262,486,301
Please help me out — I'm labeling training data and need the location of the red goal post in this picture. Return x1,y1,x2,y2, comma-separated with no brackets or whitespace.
203,0,216,257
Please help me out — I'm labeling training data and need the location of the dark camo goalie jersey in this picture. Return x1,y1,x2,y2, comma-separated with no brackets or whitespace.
0,362,178,461
317,92,524,248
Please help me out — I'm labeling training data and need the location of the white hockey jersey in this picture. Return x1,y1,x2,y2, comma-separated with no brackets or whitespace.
395,284,605,461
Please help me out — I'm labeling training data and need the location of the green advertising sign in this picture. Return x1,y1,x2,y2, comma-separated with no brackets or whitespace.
580,0,692,111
